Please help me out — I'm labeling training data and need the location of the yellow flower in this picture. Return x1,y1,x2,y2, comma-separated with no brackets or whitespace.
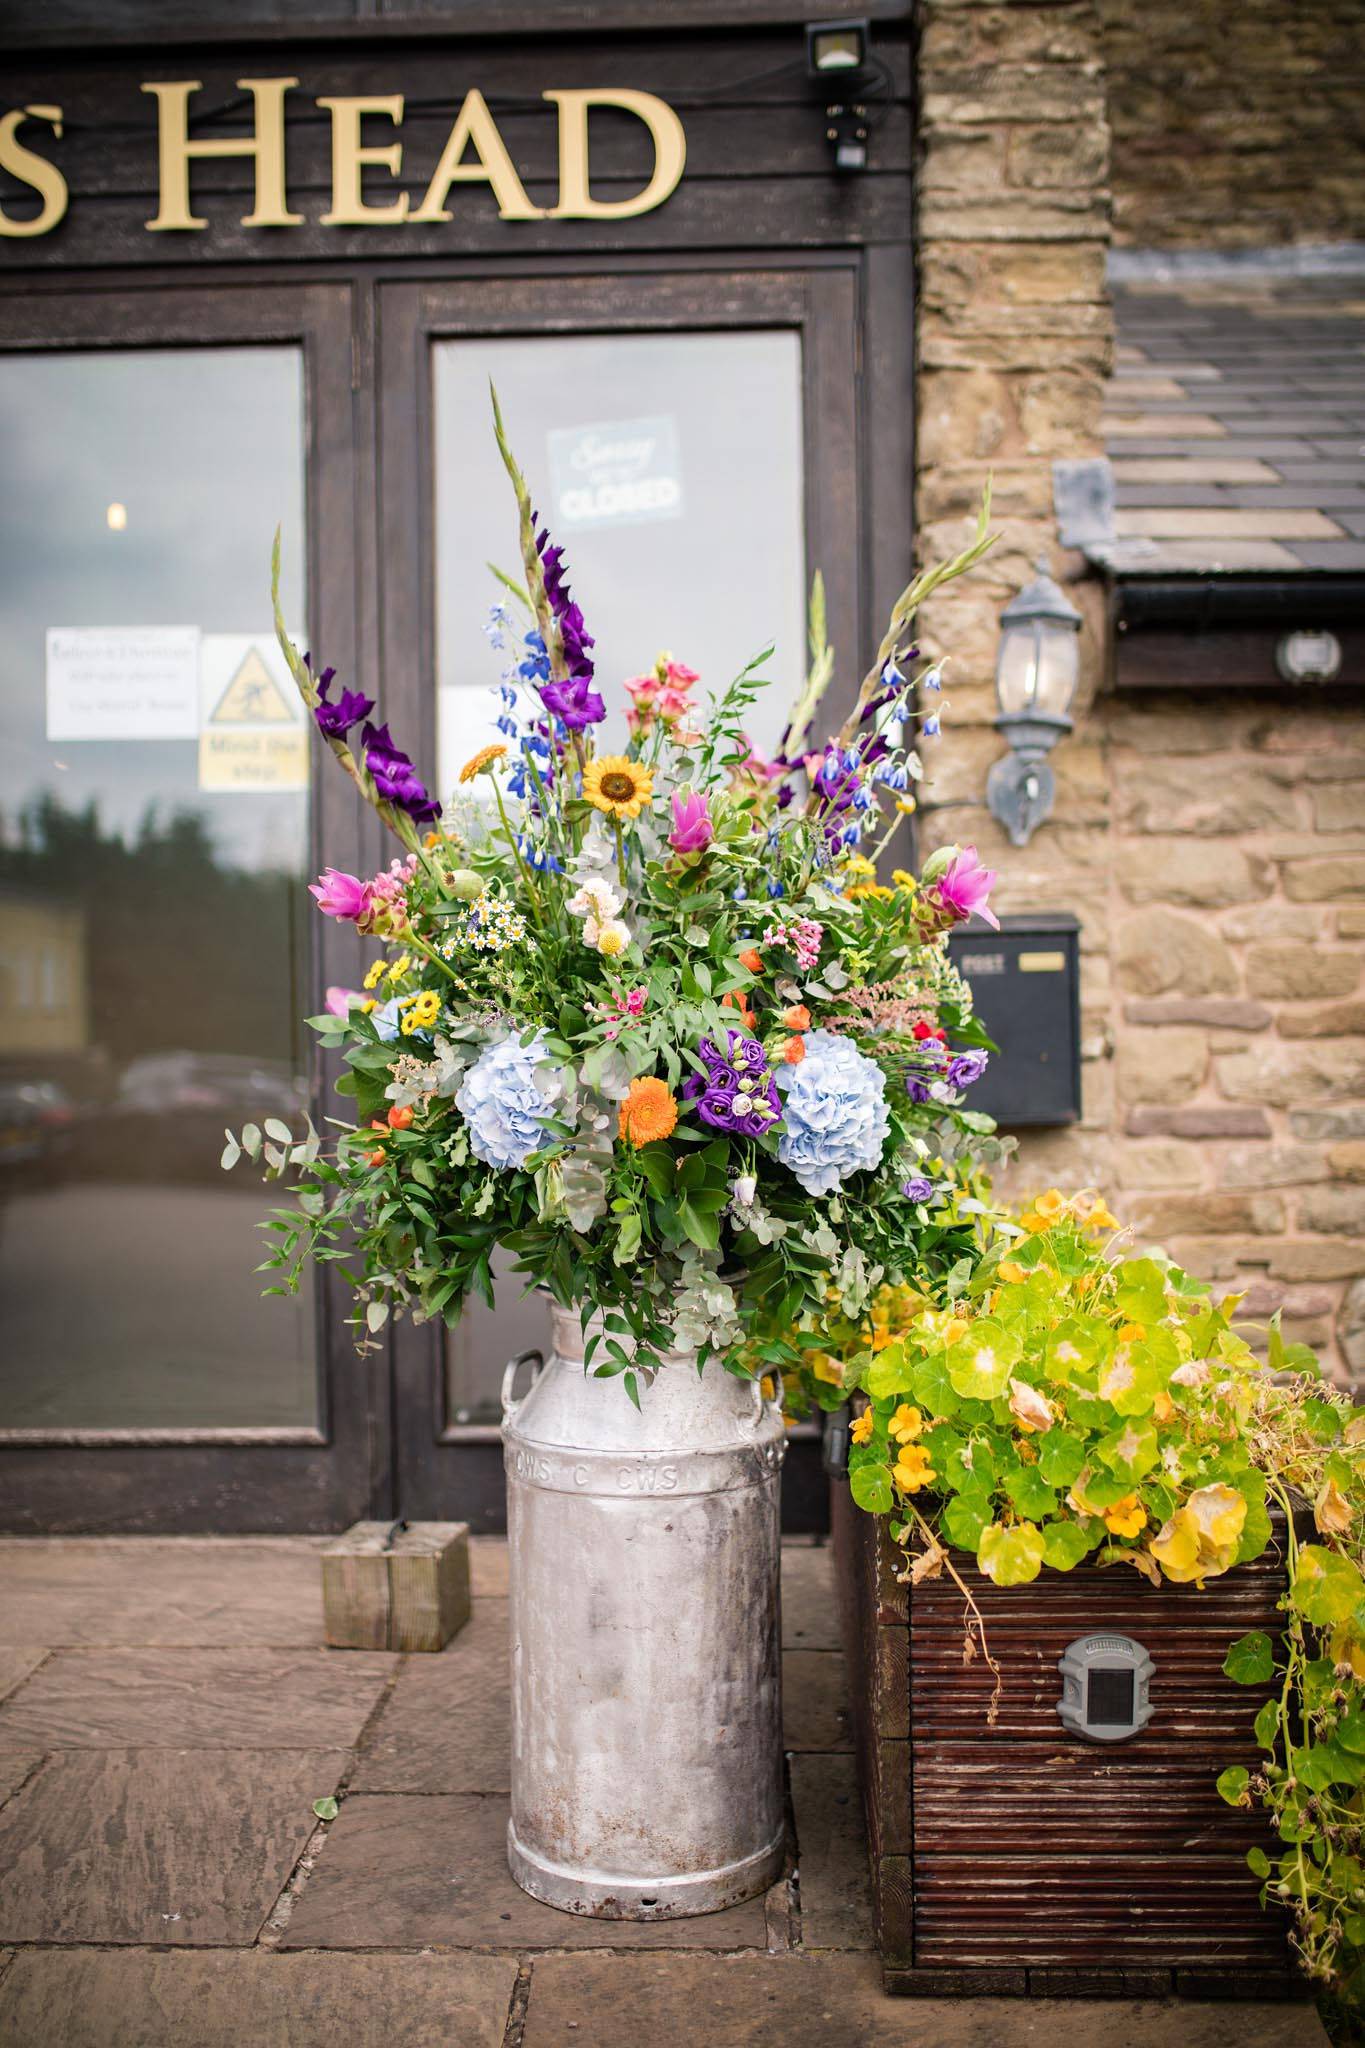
1082,1200,1121,1233
385,953,411,982
363,959,388,991
843,855,877,880
943,1316,969,1345
1103,1493,1147,1539
812,1355,844,1388
850,1410,875,1446
1034,1189,1065,1220
1018,1210,1048,1235
359,998,377,1014
998,1259,1028,1285
848,882,895,901
895,795,917,815
891,869,916,889
889,1403,923,1444
400,989,441,1034
893,1443,937,1494
582,754,654,821
1119,1322,1146,1344
459,742,508,783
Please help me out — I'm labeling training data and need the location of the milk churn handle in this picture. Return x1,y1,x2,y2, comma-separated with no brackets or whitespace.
739,1369,778,1433
501,1348,545,1421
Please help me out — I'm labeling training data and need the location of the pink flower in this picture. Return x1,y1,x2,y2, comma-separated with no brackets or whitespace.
309,869,373,923
324,986,364,1017
623,672,659,707
932,846,999,930
624,988,648,1017
669,789,714,854
663,659,700,689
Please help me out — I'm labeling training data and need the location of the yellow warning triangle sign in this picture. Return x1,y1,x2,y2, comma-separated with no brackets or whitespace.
209,647,295,726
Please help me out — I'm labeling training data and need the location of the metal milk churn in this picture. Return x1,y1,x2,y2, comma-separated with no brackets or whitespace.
502,1302,787,1918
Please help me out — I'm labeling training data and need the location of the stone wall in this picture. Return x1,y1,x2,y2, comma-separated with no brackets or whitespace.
1099,0,1365,249
913,0,1365,1386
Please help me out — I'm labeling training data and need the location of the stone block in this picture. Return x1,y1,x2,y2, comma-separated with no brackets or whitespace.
1105,705,1253,756
1291,1107,1365,1143
1283,857,1365,901
1314,784,1365,832
1123,998,1269,1030
1339,907,1365,939
1007,120,1110,189
918,368,1018,465
1245,945,1358,1001
1115,759,1296,838
1301,1186,1365,1236
1327,1140,1365,1183
1115,1028,1207,1106
1114,1141,1205,1190
1278,1000,1365,1040
1223,905,1325,943
1116,910,1238,996
322,1522,470,1654
1216,1041,1365,1108
1119,840,1271,908
1130,1193,1286,1237
1125,1105,1271,1140
1222,1145,1328,1190
1268,1241,1364,1283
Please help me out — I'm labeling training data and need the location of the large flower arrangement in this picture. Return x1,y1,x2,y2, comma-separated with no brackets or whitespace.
227,393,1003,1402
792,1190,1365,2005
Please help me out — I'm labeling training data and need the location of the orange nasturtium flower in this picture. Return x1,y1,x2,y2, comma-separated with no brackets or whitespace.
850,1410,875,1447
1103,1494,1148,1539
618,1076,679,1148
889,1404,924,1445
893,1443,937,1494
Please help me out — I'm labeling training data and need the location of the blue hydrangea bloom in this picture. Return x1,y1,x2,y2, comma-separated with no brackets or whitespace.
456,1033,561,1171
777,1030,890,1197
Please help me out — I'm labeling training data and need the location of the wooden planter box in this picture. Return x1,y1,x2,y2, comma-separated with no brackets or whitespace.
832,1482,1301,2000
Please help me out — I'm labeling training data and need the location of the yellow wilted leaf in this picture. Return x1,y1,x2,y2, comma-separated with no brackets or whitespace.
1151,1506,1203,1583
1315,1476,1354,1537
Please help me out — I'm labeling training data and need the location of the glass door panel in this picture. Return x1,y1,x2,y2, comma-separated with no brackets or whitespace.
0,346,315,1430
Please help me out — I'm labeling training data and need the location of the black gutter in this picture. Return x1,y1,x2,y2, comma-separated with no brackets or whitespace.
1115,574,1365,630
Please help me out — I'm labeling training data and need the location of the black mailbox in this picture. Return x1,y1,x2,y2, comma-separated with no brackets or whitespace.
946,912,1081,1128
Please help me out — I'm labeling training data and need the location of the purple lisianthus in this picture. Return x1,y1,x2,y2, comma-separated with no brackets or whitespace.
362,721,441,824
681,1031,782,1139
946,1049,989,1089
669,789,713,854
306,657,374,740
901,1175,935,1202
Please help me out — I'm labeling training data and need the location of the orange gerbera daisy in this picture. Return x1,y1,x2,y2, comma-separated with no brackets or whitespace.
458,742,508,782
618,1076,679,1148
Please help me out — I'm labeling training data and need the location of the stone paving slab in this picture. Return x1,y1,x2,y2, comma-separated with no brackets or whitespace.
0,1748,346,1944
782,1649,851,1753
468,1537,509,1599
0,1648,394,1750
0,1647,46,1702
352,1602,509,1794
281,1792,773,1951
0,1539,327,1647
517,1953,1329,2048
788,1753,874,1949
0,1747,44,1806
779,1543,841,1652
0,1948,518,2048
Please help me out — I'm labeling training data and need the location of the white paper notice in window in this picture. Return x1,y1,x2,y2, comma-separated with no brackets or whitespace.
548,415,683,531
45,625,201,741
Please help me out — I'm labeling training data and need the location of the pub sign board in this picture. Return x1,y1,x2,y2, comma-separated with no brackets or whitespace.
947,913,1082,1128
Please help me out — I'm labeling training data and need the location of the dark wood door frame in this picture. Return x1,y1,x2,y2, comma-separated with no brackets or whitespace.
0,278,382,1532
375,253,910,1530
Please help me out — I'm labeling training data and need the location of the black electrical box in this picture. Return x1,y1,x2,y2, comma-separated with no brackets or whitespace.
946,912,1081,1128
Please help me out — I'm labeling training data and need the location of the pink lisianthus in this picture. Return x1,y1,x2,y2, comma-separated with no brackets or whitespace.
669,788,714,854
930,845,999,930
310,868,373,923
625,655,700,740
324,986,365,1017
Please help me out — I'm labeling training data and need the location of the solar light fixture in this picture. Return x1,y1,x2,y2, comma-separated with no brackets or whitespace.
986,555,1083,847
806,19,872,171
1057,1632,1154,1743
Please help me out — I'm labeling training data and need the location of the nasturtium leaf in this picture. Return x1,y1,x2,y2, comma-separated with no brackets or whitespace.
1246,1846,1271,1879
1343,1912,1365,1947
1216,1765,1250,1808
1336,1710,1365,1755
922,1422,964,1469
1254,1698,1280,1751
1041,1518,1094,1571
1046,1314,1111,1383
943,1490,993,1550
312,1796,339,1822
1115,1257,1168,1325
866,1341,916,1400
977,1520,1045,1587
1328,1743,1365,1786
1223,1630,1275,1685
1292,1544,1365,1627
1235,1496,1272,1565
943,1437,995,1495
849,1462,895,1515
946,1319,1019,1401
1037,1429,1086,1489
1004,1464,1057,1522
912,1349,960,1417
1296,1745,1343,1793
1097,1417,1160,1483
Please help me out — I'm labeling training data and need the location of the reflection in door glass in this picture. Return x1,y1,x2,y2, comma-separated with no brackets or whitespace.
433,330,805,1425
0,348,315,1429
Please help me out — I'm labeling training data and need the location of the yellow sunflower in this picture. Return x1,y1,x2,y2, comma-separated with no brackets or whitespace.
458,742,508,783
582,754,654,821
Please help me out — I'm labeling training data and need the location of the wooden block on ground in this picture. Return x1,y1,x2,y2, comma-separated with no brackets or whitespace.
322,1523,470,1653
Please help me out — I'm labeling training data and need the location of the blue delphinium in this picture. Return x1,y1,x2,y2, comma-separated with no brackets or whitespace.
776,1030,890,1196
456,1033,562,1170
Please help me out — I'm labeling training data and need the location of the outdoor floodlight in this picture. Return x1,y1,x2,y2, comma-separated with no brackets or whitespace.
806,19,872,171
986,556,1082,847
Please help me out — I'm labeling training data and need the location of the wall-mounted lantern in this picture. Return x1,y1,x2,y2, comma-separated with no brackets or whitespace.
985,556,1083,847
806,18,872,171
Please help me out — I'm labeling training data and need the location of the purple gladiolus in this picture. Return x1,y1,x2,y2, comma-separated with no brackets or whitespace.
930,845,998,930
539,673,607,731
669,789,713,854
307,659,374,740
362,722,441,824
681,1031,782,1139
535,522,604,729
310,869,372,923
